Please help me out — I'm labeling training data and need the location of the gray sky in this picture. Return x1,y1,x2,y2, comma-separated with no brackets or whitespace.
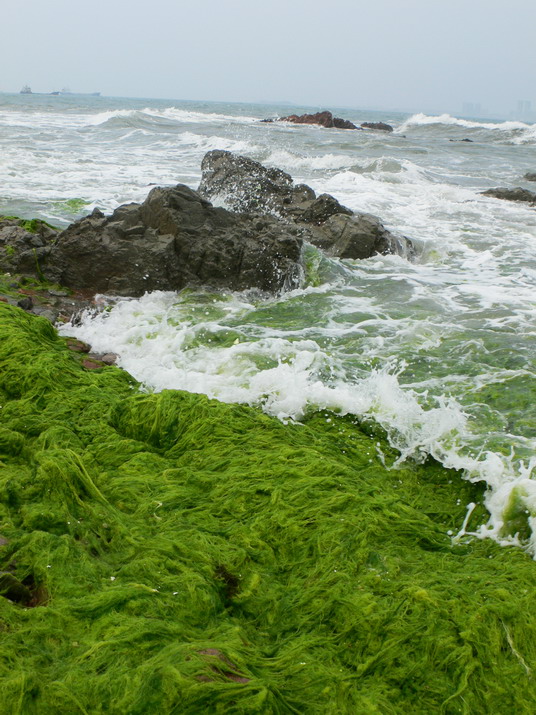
3,0,536,116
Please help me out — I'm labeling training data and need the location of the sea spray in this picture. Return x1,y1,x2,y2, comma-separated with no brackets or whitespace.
1,303,536,711
60,285,536,554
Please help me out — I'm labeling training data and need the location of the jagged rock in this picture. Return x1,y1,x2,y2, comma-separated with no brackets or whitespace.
481,187,536,205
0,217,58,275
270,111,359,130
524,172,536,182
307,213,406,260
360,122,394,132
43,185,303,296
198,151,295,214
199,150,413,260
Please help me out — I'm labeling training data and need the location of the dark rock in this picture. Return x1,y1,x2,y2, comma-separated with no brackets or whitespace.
43,183,303,296
481,187,536,205
277,111,359,130
0,217,58,276
449,138,474,143
17,296,33,311
360,122,394,132
198,151,294,214
299,194,353,224
524,172,536,182
361,122,393,132
307,213,404,260
0,572,32,605
199,150,413,261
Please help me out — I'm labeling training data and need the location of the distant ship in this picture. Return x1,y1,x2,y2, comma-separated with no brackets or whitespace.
19,85,100,97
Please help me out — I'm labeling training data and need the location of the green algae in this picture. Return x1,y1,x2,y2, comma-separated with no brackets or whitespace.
51,198,91,215
0,303,536,713
0,216,58,234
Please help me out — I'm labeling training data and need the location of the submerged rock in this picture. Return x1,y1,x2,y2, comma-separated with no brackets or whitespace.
360,121,394,132
43,185,303,296
524,172,536,182
481,187,536,204
199,150,413,260
267,110,359,130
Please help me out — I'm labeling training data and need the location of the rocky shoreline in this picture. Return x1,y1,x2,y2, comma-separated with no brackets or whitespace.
0,151,412,323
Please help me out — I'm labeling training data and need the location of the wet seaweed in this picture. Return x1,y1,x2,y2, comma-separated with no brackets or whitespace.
0,302,535,713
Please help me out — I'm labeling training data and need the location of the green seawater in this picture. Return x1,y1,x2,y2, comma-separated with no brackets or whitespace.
1,303,536,713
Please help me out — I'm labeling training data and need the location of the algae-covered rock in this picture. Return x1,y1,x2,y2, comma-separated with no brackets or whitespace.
0,302,536,712
0,216,58,276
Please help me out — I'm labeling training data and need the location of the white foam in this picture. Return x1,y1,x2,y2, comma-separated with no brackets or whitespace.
398,112,532,132
58,284,536,554
87,106,258,127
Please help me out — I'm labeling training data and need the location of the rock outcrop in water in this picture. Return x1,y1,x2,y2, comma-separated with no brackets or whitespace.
198,150,412,260
2,186,304,297
360,121,394,132
481,187,536,205
524,172,536,182
1,153,412,301
263,110,359,130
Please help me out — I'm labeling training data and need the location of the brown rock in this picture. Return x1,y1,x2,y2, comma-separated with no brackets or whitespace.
278,110,358,130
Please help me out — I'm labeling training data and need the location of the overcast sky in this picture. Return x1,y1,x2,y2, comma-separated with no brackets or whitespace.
3,0,536,116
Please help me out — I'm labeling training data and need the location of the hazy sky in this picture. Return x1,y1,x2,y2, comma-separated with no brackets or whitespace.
3,0,536,115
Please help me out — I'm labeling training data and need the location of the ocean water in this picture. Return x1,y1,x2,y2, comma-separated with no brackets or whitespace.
2,92,536,552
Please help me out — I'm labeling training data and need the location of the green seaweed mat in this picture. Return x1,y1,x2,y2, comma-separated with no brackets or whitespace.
0,303,535,714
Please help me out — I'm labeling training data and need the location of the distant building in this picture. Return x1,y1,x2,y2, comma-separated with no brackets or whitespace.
512,100,535,121
462,102,482,117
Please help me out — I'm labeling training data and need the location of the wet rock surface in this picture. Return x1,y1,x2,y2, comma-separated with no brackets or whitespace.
1,152,414,314
360,121,394,132
481,187,536,204
199,150,413,260
41,185,303,296
264,110,359,130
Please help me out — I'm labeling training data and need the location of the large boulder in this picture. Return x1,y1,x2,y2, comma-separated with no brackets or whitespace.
481,187,536,205
42,185,303,296
198,150,413,260
524,172,536,182
265,111,359,130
